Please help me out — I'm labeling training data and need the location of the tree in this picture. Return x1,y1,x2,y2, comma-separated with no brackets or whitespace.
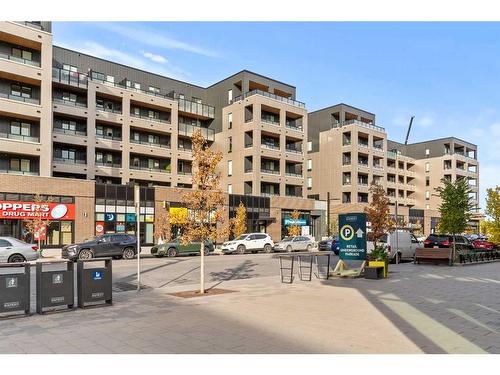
485,186,500,243
22,194,53,257
231,202,247,239
328,214,339,237
154,208,171,244
365,182,391,249
179,130,229,294
435,177,474,259
287,210,302,236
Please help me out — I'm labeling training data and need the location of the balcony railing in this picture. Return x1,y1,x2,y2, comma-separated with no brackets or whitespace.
96,106,122,114
95,161,122,168
333,119,385,133
178,170,193,176
130,113,170,124
387,151,397,159
0,92,39,105
53,157,86,165
0,52,40,67
285,121,303,131
234,89,306,109
131,139,171,149
52,67,88,88
96,133,122,141
0,132,39,143
261,143,280,151
285,171,303,178
129,165,171,173
177,98,215,118
261,118,280,127
53,127,87,136
0,168,39,176
261,192,280,197
285,147,303,154
53,98,87,108
244,168,253,173
178,123,215,142
261,168,280,175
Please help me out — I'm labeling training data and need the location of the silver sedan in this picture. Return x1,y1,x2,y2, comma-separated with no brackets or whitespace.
0,237,40,263
274,236,315,252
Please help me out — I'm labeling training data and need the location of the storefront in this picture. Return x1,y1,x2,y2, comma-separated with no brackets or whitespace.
281,210,313,237
0,192,75,246
228,194,273,238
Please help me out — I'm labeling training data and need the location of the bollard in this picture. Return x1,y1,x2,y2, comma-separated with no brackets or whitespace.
77,258,112,309
36,260,74,314
0,263,30,318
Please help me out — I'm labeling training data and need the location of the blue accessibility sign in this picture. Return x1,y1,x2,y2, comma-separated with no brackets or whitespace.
92,271,103,281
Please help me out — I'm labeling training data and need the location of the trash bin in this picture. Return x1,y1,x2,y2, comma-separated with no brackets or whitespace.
77,258,112,309
0,263,30,318
36,260,74,314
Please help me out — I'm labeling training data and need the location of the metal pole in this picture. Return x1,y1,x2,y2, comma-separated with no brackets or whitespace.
134,185,141,292
327,191,331,237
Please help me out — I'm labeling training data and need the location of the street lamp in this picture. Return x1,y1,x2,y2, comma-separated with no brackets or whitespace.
134,184,141,292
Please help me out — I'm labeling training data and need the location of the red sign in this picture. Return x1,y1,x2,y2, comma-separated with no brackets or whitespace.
0,201,75,220
95,222,104,235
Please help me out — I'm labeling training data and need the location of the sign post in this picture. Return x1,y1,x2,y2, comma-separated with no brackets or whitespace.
333,213,367,277
134,185,141,292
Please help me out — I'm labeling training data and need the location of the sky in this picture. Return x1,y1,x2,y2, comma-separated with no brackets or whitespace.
53,22,500,212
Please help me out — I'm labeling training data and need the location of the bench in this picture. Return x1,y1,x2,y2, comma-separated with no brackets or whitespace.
414,248,453,266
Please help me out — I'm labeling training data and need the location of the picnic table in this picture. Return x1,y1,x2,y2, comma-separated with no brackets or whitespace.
275,251,336,283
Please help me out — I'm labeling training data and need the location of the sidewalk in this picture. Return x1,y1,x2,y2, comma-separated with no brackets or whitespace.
0,276,422,354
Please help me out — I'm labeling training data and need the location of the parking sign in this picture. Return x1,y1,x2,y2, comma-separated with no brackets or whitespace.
338,213,367,260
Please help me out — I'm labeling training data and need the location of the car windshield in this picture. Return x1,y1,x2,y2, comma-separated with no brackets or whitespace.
282,237,293,242
235,235,248,240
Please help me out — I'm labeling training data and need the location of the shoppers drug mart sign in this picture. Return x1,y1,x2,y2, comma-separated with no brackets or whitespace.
0,201,75,220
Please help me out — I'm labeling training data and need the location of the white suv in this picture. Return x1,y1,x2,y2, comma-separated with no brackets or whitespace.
222,233,274,254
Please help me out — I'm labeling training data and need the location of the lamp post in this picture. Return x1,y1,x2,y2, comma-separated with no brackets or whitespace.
134,184,141,292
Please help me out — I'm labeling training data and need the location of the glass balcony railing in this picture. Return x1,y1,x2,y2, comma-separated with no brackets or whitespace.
129,165,171,173
261,168,280,175
177,98,215,118
285,171,303,178
130,113,170,124
52,67,88,88
261,143,280,150
285,121,303,131
333,119,385,133
178,123,215,141
0,168,39,176
96,106,122,114
234,89,305,109
285,147,303,154
53,157,86,165
95,161,122,168
53,127,87,136
130,139,171,149
0,92,39,105
53,98,87,108
0,132,39,143
387,151,398,159
0,52,40,67
96,133,122,141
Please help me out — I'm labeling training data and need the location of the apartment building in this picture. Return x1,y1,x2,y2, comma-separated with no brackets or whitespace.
0,21,326,244
307,104,480,234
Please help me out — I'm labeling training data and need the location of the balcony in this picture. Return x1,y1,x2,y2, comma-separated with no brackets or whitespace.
234,89,305,109
177,98,215,119
285,120,303,131
96,105,122,114
130,139,171,149
96,133,122,142
261,142,280,151
53,98,87,108
129,165,171,173
0,168,39,176
285,146,303,154
130,113,170,124
0,92,39,105
95,161,122,168
53,157,86,165
332,119,385,133
52,67,88,88
285,171,303,178
178,123,215,142
0,51,40,67
53,127,86,137
261,168,280,175
0,131,39,143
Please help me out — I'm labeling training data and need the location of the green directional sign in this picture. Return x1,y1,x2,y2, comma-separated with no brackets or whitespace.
338,213,367,260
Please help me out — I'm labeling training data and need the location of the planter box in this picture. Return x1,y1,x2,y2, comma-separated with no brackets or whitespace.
368,260,388,278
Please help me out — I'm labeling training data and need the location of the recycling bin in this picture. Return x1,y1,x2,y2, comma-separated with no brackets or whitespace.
77,258,112,308
36,260,74,314
0,263,30,318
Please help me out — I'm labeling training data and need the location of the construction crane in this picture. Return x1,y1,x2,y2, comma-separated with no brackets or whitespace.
404,116,415,145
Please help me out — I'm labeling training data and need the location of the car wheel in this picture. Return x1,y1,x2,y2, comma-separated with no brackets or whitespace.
306,244,312,252
286,245,292,252
8,254,26,263
78,249,93,260
167,248,178,257
123,247,136,260
263,244,273,253
237,245,246,255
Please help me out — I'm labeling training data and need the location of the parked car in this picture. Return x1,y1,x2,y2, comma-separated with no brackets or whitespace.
151,238,214,257
423,234,473,251
318,236,339,254
472,239,497,251
0,237,39,263
61,234,139,261
367,231,422,263
274,236,315,252
222,233,274,254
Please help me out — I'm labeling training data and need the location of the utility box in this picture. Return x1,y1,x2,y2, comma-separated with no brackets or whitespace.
36,260,74,314
0,263,31,318
77,258,112,308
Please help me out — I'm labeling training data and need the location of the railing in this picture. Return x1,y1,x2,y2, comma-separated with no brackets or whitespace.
285,121,303,131
0,52,40,67
129,165,171,173
96,133,122,141
261,143,280,151
95,161,122,168
333,119,385,133
53,98,87,108
358,181,369,186
130,113,170,124
245,143,253,148
342,181,351,186
53,127,87,136
372,164,384,169
178,123,215,141
0,132,39,143
177,98,215,118
358,142,370,148
178,170,193,176
96,106,122,114
387,151,397,159
234,89,306,109
244,168,253,173
261,118,280,127
285,171,303,178
53,157,86,165
373,145,384,152
261,168,280,175
0,92,39,105
285,147,303,154
343,141,352,146
18,21,43,30
131,139,171,149
52,67,87,87
0,168,38,176
261,192,280,197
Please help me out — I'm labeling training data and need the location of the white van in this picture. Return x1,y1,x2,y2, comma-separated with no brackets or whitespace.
368,231,422,263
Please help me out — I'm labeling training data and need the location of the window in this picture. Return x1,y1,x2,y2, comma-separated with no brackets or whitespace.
63,92,76,102
149,86,160,94
106,75,115,84
425,177,430,187
425,162,430,172
307,159,312,171
307,141,312,152
132,132,140,141
425,148,430,156
148,159,160,169
148,134,159,144
134,82,141,90
132,107,140,116
228,184,232,194
132,157,140,167
178,93,185,99
62,120,76,131
96,152,103,163
228,113,233,129
228,137,232,153
11,84,32,98
228,89,233,104
62,149,75,160
9,158,20,171
307,177,312,189
425,204,430,210
425,190,430,200
20,159,30,172
12,47,32,61
63,64,77,72
228,160,233,176
96,99,104,109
